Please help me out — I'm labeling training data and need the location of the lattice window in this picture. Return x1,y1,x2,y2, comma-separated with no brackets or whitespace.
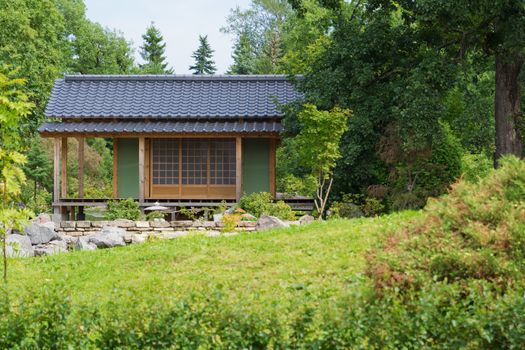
182,139,208,185
152,139,179,185
210,139,236,185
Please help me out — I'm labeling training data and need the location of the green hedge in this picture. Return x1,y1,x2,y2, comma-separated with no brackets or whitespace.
1,282,524,349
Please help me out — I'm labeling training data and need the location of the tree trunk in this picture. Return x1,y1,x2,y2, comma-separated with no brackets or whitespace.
494,53,524,166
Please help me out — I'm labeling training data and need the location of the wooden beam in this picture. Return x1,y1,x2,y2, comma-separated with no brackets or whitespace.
269,138,276,198
113,138,118,198
138,137,145,204
77,137,84,198
39,132,280,139
53,138,61,214
236,137,242,201
61,137,68,199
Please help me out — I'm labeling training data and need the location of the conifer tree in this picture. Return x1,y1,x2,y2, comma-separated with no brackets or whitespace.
189,35,217,75
139,22,173,74
228,32,256,74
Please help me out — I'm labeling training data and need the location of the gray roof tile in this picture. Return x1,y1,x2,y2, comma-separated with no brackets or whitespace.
38,121,282,134
45,75,302,119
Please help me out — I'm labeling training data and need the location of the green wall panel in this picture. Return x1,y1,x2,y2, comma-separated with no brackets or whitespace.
242,139,269,195
117,138,139,198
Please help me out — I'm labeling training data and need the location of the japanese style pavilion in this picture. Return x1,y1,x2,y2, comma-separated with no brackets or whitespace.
38,74,302,219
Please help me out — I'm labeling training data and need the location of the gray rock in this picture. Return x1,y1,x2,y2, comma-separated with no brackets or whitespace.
299,215,315,225
241,213,257,221
256,215,289,231
150,219,170,228
88,226,126,248
112,219,135,228
24,221,58,245
74,237,97,251
6,234,34,257
34,240,68,256
36,213,51,224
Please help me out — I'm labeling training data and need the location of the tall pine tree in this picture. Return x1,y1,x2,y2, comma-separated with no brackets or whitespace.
228,31,256,74
189,35,217,75
139,22,173,74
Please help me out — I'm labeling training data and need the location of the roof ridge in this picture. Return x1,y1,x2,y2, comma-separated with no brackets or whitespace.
63,74,301,82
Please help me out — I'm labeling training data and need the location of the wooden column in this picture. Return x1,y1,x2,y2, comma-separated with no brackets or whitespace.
235,136,242,201
77,137,84,198
138,137,145,204
269,138,276,198
113,139,118,198
60,137,68,199
53,138,61,215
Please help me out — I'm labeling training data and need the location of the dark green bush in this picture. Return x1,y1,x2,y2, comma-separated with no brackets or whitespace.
329,193,385,219
105,198,141,220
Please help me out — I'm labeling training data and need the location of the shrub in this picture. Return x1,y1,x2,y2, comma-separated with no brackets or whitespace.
238,192,273,218
265,200,296,220
105,198,141,220
238,192,295,220
461,152,493,183
146,211,166,221
221,213,240,232
329,193,384,219
367,156,525,293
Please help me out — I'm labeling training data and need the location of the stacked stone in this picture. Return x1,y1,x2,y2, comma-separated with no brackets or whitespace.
57,219,258,242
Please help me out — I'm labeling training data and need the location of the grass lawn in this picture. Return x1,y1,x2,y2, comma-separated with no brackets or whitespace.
5,211,419,310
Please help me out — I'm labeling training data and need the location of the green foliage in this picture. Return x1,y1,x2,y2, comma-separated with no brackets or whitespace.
1,211,525,348
139,22,173,74
329,193,385,219
71,20,134,74
367,156,525,293
105,198,141,221
145,211,166,221
238,192,295,220
278,173,316,197
461,153,493,183
228,31,256,74
189,35,217,75
239,192,273,218
289,104,350,217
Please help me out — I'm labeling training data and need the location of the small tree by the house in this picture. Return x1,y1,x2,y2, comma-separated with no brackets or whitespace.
0,67,34,282
294,104,350,219
189,35,217,75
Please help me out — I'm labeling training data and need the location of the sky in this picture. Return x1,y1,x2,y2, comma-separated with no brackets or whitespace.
84,0,251,74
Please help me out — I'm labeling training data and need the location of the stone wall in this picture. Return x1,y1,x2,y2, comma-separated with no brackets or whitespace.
58,219,257,243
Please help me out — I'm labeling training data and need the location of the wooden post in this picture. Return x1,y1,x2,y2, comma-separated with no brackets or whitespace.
138,137,145,204
113,138,118,198
77,137,84,198
269,138,276,198
53,138,61,215
236,137,242,201
61,137,68,199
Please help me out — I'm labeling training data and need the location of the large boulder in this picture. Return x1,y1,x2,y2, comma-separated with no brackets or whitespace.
256,215,289,231
299,215,315,225
35,213,51,224
88,226,126,248
74,237,97,251
6,234,34,258
24,221,58,245
34,240,68,256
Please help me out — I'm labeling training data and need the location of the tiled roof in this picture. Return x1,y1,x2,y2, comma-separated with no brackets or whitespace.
45,75,302,119
38,120,282,134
